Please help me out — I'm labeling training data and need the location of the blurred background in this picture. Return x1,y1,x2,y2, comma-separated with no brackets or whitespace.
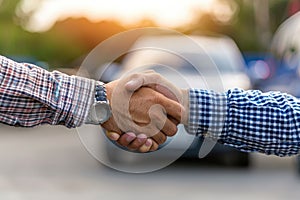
1,0,300,199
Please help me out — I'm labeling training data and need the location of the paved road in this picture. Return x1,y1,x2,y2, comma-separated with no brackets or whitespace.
0,125,299,200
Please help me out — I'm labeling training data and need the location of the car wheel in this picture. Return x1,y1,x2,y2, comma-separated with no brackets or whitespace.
221,151,250,168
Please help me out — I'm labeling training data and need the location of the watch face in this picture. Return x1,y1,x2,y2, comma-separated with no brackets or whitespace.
94,103,111,123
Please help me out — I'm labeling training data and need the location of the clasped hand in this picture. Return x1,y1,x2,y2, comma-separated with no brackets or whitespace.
101,71,189,152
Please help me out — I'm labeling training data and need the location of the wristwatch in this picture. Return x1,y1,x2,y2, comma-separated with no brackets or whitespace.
85,82,111,125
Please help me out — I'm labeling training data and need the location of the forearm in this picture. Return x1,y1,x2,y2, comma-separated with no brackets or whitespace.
186,88,300,156
0,55,95,128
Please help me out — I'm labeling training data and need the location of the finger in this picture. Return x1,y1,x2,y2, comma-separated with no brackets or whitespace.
151,131,167,145
125,72,184,122
124,71,157,91
117,132,136,147
149,107,178,137
126,77,177,101
125,77,165,99
105,131,121,141
150,140,159,151
169,116,180,125
125,75,145,91
128,134,147,150
125,72,181,103
157,94,183,122
138,139,153,153
161,118,178,137
154,84,179,102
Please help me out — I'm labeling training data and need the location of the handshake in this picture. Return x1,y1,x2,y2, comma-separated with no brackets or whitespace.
100,71,189,153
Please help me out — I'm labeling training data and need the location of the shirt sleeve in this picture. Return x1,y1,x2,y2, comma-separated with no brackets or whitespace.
0,55,95,128
186,88,300,157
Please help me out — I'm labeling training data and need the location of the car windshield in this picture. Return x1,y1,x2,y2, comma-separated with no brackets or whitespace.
145,53,240,74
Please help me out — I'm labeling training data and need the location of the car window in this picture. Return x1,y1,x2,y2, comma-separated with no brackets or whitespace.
123,44,244,74
177,53,240,74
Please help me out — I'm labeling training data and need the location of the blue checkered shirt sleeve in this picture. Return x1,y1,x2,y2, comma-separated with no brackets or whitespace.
186,88,300,156
0,55,95,128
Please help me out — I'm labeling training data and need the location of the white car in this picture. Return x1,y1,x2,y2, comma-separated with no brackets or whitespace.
102,35,252,170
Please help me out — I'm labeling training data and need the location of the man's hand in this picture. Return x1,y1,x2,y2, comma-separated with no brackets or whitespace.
106,131,157,153
104,71,190,152
101,71,184,149
125,71,189,125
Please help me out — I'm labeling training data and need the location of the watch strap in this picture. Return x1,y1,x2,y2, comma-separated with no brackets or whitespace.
95,82,108,102
85,81,109,124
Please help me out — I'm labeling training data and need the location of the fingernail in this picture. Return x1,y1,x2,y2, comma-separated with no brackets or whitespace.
110,133,119,141
137,134,147,142
126,80,135,86
126,132,136,142
145,139,152,147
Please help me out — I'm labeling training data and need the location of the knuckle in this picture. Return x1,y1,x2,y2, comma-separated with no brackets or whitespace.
160,135,167,144
153,133,166,145
152,92,163,102
168,125,178,136
154,94,163,104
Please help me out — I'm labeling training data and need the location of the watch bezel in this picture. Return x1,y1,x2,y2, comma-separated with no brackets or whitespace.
93,100,111,124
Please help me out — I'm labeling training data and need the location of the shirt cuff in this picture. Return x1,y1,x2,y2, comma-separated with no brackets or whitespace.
185,88,228,140
51,71,96,128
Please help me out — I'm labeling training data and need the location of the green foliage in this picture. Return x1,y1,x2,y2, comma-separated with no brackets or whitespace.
269,0,290,32
0,0,86,68
0,0,19,20
0,0,293,68
229,0,259,51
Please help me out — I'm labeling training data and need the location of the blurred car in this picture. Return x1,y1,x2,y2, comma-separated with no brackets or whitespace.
242,52,277,89
102,34,252,168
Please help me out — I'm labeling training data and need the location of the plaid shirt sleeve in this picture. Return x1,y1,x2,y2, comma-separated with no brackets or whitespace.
0,55,95,128
186,88,300,157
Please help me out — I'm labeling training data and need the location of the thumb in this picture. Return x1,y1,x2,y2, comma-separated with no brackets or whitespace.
124,71,158,91
155,84,178,102
124,72,181,102
125,77,144,91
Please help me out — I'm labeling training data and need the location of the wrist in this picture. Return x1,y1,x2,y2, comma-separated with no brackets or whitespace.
105,81,114,103
181,89,189,125
185,89,227,137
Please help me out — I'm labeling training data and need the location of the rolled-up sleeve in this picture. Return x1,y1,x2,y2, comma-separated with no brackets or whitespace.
186,88,300,157
0,55,95,128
